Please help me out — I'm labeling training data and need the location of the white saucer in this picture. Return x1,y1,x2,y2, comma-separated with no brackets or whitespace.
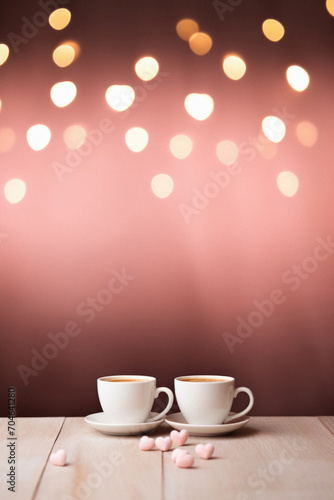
84,412,164,436
165,412,250,436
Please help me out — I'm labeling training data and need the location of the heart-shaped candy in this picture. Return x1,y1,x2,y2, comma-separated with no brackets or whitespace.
171,448,188,463
195,443,215,460
155,436,173,452
50,449,67,466
176,452,194,468
170,429,189,447
139,436,155,451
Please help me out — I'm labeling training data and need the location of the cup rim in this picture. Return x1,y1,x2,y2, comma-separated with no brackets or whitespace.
175,375,234,383
98,375,156,383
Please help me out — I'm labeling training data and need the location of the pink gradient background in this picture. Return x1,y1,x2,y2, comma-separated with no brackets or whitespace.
1,0,334,417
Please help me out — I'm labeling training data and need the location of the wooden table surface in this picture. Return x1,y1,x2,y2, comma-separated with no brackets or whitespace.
1,416,334,500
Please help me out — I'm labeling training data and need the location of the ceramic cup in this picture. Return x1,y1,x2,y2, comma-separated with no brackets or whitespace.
97,375,174,424
174,375,254,425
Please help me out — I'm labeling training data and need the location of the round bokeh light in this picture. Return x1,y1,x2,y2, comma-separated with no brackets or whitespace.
27,124,51,151
277,171,299,197
4,179,26,204
151,174,174,199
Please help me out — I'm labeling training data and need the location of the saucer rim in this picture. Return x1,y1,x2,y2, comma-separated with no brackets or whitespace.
165,412,250,430
84,411,164,428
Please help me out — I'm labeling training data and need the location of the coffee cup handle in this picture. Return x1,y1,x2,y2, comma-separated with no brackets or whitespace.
146,387,174,422
224,386,254,423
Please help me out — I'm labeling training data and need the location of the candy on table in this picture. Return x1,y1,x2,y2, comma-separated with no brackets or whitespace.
139,436,155,451
138,432,215,468
50,449,67,466
195,443,215,459
175,452,194,468
155,436,173,451
171,448,189,463
170,429,189,446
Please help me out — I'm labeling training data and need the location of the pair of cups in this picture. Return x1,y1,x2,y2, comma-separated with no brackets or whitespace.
98,375,254,425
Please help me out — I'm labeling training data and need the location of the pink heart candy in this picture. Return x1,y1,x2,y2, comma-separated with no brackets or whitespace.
139,436,155,451
155,436,173,451
170,429,189,447
50,449,67,466
195,443,215,460
176,452,194,468
171,448,188,463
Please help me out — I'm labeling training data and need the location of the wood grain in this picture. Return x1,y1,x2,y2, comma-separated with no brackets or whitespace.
317,416,334,436
163,417,334,500
2,417,334,500
34,417,162,500
0,417,64,500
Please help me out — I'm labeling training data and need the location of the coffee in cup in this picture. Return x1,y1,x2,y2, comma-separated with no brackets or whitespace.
174,375,254,425
98,375,174,424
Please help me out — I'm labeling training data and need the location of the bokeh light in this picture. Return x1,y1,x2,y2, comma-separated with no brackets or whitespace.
277,171,299,197
326,0,334,16
0,44,9,66
286,65,310,91
63,125,87,149
53,44,76,67
170,135,193,159
0,128,15,153
262,19,285,42
216,140,239,165
125,127,149,152
184,93,214,121
151,174,174,198
296,121,318,147
66,41,81,56
176,19,199,41
222,55,246,80
189,32,212,55
27,124,51,151
49,8,71,30
50,81,77,107
4,179,26,204
135,57,159,81
105,85,135,111
262,116,286,143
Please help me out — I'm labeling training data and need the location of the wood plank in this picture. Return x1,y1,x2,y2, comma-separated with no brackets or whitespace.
163,417,334,500
0,417,64,500
317,416,334,436
34,417,162,500
3,416,334,500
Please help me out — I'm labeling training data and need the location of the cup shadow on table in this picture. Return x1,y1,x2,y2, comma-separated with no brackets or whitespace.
223,425,258,439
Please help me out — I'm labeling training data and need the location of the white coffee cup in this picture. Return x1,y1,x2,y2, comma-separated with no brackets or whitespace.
174,375,254,425
97,375,174,424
